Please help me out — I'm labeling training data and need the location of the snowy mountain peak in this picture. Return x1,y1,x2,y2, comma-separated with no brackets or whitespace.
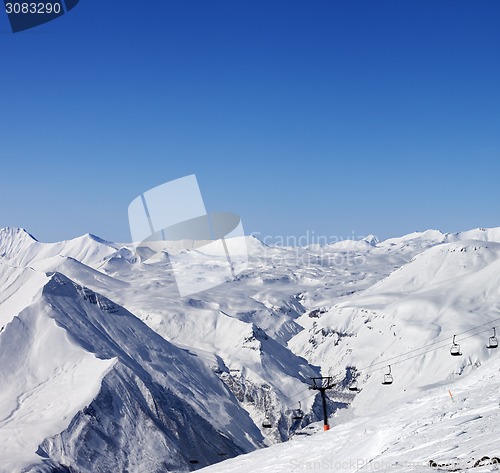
0,227,39,262
444,226,500,244
0,226,37,240
362,234,380,246
0,226,38,245
382,228,446,246
78,232,117,246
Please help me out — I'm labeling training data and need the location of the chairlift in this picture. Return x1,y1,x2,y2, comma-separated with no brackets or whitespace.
292,401,304,420
487,327,498,349
450,335,462,356
348,380,359,392
262,416,272,428
382,365,393,385
262,397,272,428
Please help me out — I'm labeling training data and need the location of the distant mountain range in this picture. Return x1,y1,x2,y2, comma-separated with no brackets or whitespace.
1,226,499,472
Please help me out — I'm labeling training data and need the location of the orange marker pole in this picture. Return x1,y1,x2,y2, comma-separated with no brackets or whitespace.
448,389,455,402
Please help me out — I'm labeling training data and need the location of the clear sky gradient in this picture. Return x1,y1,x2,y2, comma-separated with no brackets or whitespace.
0,1,499,243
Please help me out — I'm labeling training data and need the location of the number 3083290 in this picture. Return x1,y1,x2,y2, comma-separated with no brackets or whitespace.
5,2,62,14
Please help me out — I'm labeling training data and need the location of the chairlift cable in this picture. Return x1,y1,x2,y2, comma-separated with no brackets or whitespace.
285,390,317,409
356,318,500,373
360,326,497,375
283,386,311,400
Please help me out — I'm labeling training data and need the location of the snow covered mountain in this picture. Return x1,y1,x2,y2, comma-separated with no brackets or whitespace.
199,351,500,473
0,264,262,473
1,226,500,472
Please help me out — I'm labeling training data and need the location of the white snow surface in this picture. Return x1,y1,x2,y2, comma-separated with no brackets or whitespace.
200,353,500,472
1,226,500,472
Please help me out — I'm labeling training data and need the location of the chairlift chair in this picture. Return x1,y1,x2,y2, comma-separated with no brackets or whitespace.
382,365,393,385
292,401,304,420
487,327,498,349
348,380,359,392
262,417,272,428
450,335,462,356
262,398,272,428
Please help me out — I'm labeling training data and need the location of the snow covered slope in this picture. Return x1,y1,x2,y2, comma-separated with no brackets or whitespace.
199,352,500,473
1,225,500,472
0,282,115,473
0,267,263,472
288,238,500,410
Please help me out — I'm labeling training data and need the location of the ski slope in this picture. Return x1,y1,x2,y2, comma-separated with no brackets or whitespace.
200,352,500,473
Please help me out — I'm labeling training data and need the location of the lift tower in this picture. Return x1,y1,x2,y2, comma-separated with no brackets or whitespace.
309,377,335,431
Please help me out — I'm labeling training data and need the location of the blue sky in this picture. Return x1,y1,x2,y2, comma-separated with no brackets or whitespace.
0,0,499,243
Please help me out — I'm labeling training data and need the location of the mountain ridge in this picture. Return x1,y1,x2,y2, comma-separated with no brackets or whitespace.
2,225,500,472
